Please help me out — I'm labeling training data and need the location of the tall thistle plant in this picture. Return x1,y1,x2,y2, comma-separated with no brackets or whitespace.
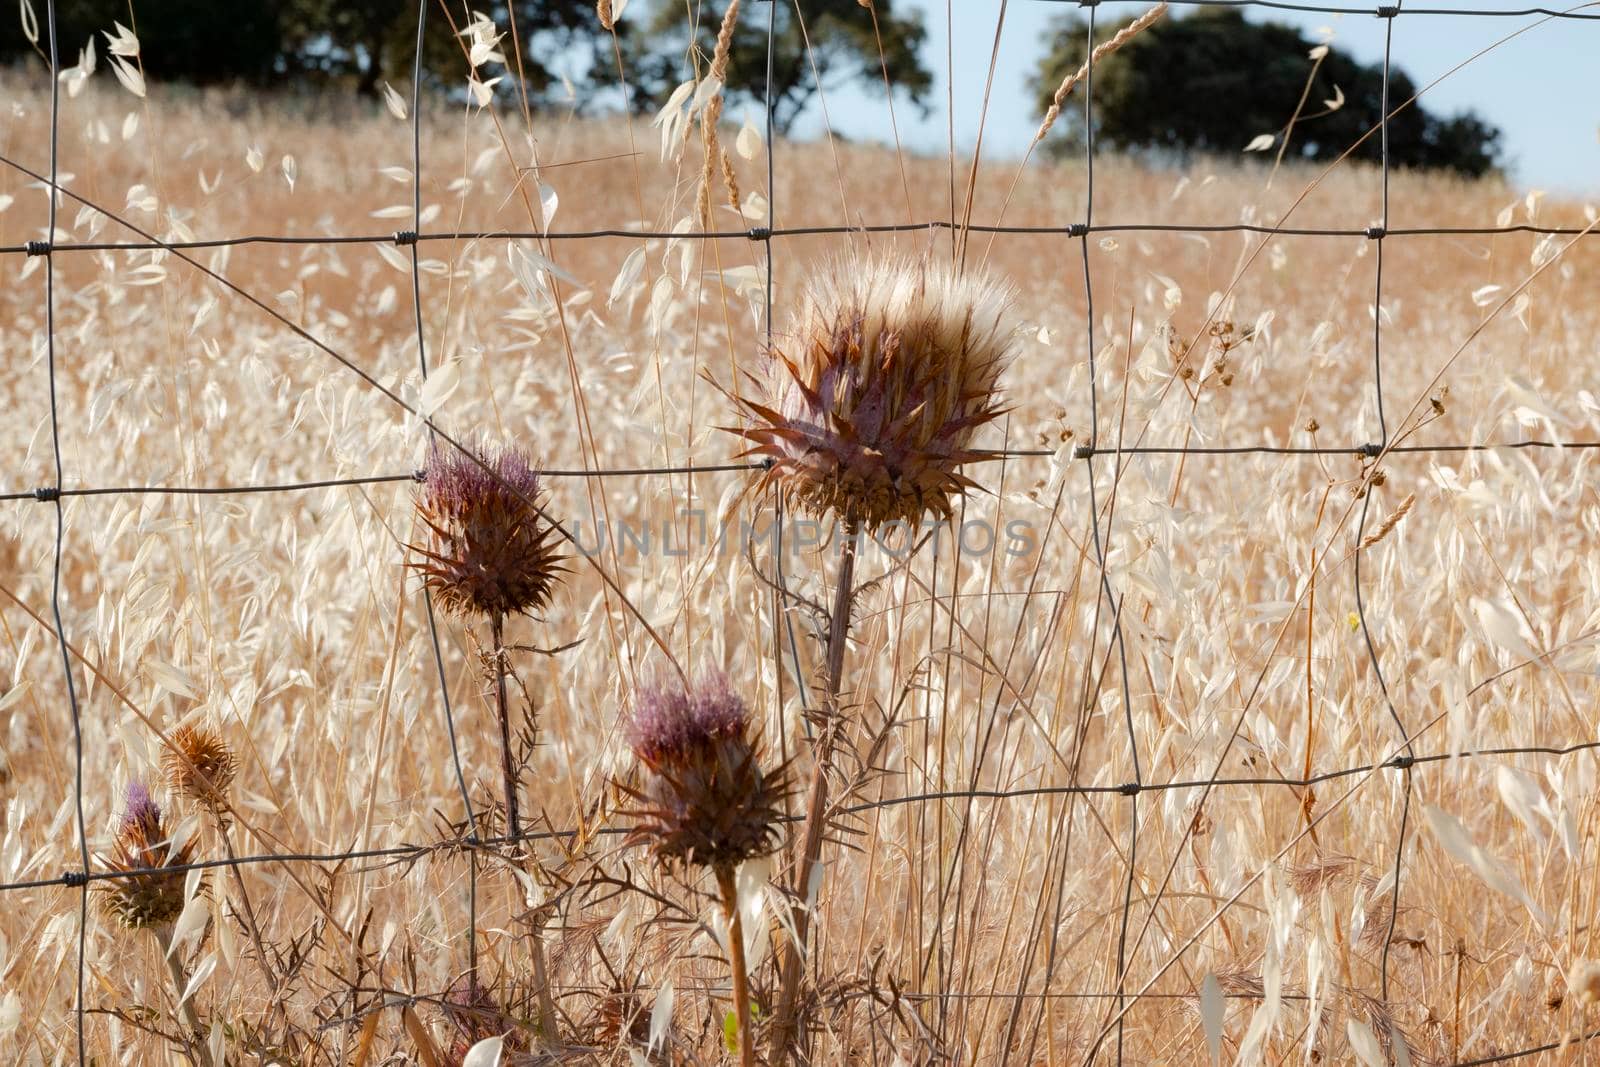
730,253,1019,1057
99,783,216,1067
621,672,790,1067
409,439,566,1043
410,441,565,839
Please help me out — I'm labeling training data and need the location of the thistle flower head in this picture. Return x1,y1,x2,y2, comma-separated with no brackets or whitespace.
163,724,237,815
99,782,196,930
410,441,565,621
622,673,788,872
733,254,1018,532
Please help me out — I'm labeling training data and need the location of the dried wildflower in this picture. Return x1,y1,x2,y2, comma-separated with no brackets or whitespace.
99,783,195,930
732,254,1018,532
621,673,788,872
163,724,237,814
410,442,564,621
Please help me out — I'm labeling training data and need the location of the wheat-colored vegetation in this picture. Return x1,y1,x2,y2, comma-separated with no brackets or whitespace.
2,37,1600,1065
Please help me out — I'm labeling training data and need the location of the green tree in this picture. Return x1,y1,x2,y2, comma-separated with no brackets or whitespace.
1033,7,1501,178
278,0,620,101
2,0,281,84
625,0,932,135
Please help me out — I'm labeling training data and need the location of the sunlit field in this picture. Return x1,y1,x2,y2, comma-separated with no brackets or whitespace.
2,50,1600,1065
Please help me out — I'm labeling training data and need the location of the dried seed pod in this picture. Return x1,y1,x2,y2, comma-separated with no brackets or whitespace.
163,724,237,815
621,673,789,872
732,254,1018,532
409,442,565,621
98,783,196,930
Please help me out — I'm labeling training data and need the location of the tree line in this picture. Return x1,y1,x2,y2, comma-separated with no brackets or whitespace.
0,1,1501,178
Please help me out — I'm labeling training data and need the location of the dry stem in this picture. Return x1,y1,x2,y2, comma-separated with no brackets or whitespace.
768,527,860,1061
718,864,756,1067
154,925,216,1067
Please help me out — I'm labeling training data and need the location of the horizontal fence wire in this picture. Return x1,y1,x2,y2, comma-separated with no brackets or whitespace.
2,218,1597,256
4,439,1599,503
8,0,1596,1062
6,733,1599,895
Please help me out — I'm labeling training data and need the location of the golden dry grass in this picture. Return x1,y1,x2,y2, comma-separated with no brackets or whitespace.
2,64,1600,1066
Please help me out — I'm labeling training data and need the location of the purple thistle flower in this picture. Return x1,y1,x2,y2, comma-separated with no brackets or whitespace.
621,673,789,871
121,782,160,836
100,782,194,930
409,440,565,621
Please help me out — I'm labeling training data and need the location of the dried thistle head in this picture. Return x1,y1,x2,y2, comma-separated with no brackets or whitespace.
621,673,789,872
732,254,1018,532
162,724,237,815
410,441,565,621
98,783,196,930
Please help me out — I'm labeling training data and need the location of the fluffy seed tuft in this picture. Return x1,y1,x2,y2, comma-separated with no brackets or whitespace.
731,254,1018,532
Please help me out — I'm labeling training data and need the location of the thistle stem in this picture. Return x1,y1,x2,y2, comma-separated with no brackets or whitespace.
527,909,561,1048
490,611,521,839
769,525,859,1061
154,925,216,1067
718,864,756,1067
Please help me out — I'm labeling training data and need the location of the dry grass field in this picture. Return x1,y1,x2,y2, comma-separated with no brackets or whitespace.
2,40,1600,1066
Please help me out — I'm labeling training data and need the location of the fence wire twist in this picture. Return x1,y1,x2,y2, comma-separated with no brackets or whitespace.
4,0,1596,1064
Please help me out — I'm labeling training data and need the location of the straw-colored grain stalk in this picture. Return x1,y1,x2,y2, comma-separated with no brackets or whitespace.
697,0,742,230
1034,2,1168,146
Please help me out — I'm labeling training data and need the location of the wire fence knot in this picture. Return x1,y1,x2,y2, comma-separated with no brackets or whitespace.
747,226,772,242
1074,444,1095,460
1366,225,1387,240
1116,782,1141,796
1068,222,1090,238
1389,755,1416,770
392,230,420,247
411,467,427,483
61,870,89,888
32,486,61,502
1376,4,1400,17
1359,442,1384,458
25,239,51,257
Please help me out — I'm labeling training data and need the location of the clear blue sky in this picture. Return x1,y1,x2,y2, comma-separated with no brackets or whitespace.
788,1,1599,195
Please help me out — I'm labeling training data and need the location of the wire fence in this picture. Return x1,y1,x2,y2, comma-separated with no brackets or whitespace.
2,0,1596,1063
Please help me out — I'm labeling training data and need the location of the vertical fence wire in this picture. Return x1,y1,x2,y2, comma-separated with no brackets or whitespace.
1071,5,1144,1063
406,0,482,985
38,1,92,1062
1357,1,1418,1005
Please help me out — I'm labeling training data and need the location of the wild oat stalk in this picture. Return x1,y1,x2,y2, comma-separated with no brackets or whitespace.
727,253,1017,1059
